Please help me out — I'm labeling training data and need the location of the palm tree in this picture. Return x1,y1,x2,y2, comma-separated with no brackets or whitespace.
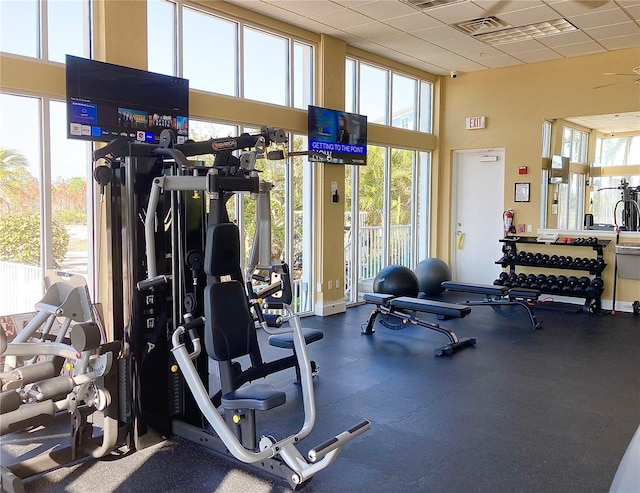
0,147,37,216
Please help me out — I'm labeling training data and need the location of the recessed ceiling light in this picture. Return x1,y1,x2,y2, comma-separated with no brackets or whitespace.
473,18,578,45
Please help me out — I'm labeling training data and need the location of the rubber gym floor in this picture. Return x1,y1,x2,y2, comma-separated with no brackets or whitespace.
2,292,639,493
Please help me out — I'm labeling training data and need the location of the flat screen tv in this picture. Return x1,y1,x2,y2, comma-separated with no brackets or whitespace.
65,55,189,144
308,105,367,165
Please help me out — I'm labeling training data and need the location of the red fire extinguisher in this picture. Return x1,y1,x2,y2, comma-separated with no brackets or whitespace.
503,209,515,237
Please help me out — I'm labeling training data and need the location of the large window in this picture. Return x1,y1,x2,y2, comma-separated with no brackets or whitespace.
344,147,430,302
0,0,89,61
346,58,433,134
594,135,640,166
148,0,314,109
562,126,588,164
0,94,93,316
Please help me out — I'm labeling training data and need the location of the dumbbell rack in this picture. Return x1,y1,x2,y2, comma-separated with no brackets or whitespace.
496,236,610,314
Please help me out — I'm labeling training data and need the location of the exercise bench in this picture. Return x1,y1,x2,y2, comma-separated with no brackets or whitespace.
441,281,542,330
362,293,476,357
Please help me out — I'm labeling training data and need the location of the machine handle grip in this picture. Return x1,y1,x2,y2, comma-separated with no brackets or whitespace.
137,275,170,290
308,420,371,463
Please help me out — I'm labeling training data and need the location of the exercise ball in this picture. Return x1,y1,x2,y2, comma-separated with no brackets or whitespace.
373,265,419,297
415,258,451,295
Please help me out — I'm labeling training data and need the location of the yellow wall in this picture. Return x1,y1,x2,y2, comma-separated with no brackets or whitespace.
438,47,640,305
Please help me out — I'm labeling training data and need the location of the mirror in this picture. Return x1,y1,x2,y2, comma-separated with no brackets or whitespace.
541,113,640,232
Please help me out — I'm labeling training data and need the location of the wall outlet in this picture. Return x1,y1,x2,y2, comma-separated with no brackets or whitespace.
527,224,533,233
336,279,340,289
328,280,333,290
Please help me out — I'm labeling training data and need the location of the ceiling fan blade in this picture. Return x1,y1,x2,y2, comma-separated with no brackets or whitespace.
478,0,513,21
603,72,639,76
577,0,608,7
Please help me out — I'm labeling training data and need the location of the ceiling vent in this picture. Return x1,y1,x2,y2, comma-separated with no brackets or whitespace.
401,0,466,11
456,16,510,35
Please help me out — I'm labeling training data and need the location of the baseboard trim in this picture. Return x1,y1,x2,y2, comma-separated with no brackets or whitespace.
314,299,347,317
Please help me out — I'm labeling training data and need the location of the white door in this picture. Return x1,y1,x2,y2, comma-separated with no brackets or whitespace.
452,149,505,284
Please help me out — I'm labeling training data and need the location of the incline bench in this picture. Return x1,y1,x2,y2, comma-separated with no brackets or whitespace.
362,293,476,357
441,281,542,330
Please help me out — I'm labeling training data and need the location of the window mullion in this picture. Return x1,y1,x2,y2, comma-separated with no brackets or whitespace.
41,97,52,273
40,0,47,59
176,0,183,77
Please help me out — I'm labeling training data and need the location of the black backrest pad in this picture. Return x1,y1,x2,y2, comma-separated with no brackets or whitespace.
204,223,242,277
204,281,258,361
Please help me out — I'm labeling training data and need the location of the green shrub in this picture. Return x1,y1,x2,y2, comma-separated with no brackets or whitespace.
0,212,69,268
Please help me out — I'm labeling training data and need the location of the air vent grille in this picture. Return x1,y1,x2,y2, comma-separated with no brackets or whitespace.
401,0,466,10
456,16,510,35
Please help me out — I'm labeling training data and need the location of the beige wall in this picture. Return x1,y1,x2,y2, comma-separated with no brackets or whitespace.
438,47,640,305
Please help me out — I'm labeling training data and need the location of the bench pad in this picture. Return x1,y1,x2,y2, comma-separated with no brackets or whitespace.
221,384,286,411
363,293,395,305
442,281,508,296
507,288,540,300
268,328,324,349
390,297,471,318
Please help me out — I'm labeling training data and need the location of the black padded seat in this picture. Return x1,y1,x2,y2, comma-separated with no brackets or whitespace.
390,297,471,318
221,384,286,411
268,328,324,349
441,281,508,296
363,293,395,305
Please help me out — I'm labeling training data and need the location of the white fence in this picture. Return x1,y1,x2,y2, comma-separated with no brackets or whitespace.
345,225,412,298
0,261,42,316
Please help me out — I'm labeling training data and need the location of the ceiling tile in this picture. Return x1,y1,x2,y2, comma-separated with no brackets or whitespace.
621,4,640,21
343,21,401,38
536,29,591,47
552,40,606,57
495,38,547,54
546,0,615,17
495,4,560,26
597,33,640,50
382,13,443,32
568,7,632,30
512,48,564,63
412,24,472,42
349,1,418,20
314,7,373,28
266,0,345,17
421,1,486,24
470,53,524,68
584,21,640,39
458,45,506,58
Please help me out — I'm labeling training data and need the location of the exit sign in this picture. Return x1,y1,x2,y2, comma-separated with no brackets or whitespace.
466,116,486,129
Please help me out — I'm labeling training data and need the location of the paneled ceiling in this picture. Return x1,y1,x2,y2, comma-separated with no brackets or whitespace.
226,0,640,132
226,0,640,74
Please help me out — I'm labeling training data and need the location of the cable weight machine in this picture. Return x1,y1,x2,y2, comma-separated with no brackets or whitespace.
94,128,369,488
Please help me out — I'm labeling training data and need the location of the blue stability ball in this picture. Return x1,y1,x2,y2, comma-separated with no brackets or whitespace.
415,258,451,295
373,265,419,297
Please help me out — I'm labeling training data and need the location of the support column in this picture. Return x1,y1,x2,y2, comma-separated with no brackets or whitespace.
314,35,347,316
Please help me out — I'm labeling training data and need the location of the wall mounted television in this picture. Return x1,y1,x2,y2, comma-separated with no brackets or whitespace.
65,55,189,144
308,105,367,165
